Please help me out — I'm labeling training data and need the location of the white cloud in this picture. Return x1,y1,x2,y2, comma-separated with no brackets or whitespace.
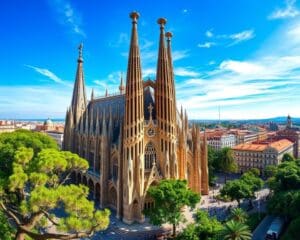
197,42,215,48
142,68,156,78
182,9,188,14
174,67,200,77
0,85,71,119
269,0,300,20
25,65,71,86
206,30,213,38
172,50,189,61
228,29,255,46
50,0,85,37
219,60,265,75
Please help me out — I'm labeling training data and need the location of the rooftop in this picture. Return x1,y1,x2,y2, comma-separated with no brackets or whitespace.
232,139,293,152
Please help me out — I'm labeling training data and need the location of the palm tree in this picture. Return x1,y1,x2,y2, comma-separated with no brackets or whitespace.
230,208,248,223
222,220,252,240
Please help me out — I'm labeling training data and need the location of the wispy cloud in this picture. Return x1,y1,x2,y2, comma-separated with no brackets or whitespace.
182,9,188,14
109,32,129,48
174,67,200,77
178,18,300,119
25,64,71,87
49,0,85,37
197,42,215,48
206,30,213,38
172,50,190,61
0,85,71,119
227,29,255,46
200,29,254,48
269,0,300,20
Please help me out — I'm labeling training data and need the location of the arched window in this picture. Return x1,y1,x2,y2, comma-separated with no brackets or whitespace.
144,142,157,169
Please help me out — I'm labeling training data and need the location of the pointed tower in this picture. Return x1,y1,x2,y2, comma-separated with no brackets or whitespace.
119,72,125,94
91,88,94,101
155,18,177,178
71,43,87,126
122,11,145,224
63,108,73,150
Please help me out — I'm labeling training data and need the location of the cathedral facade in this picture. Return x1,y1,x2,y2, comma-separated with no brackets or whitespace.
63,12,209,224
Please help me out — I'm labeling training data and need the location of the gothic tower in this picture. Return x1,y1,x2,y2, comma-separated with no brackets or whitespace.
122,11,145,224
63,44,87,151
155,19,177,178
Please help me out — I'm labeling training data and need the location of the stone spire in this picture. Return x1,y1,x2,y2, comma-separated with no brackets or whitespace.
122,11,145,224
166,31,176,121
119,72,125,94
71,43,87,125
91,88,94,101
155,18,177,178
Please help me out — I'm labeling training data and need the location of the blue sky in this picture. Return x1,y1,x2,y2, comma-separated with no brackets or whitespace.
1,0,300,119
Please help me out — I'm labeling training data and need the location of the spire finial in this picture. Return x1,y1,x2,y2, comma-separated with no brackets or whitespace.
105,88,108,97
157,18,167,28
130,11,139,23
165,31,173,40
78,43,83,62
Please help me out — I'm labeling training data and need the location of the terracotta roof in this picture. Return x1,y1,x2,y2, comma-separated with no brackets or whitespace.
232,143,267,152
269,139,293,152
232,139,293,152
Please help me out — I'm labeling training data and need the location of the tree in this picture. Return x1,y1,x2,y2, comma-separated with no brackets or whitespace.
282,153,295,162
194,210,223,239
0,131,110,240
208,146,221,185
229,208,248,223
0,129,58,179
0,210,14,240
281,217,300,240
219,147,237,182
175,224,198,240
144,179,200,237
264,165,277,178
220,180,252,206
221,220,252,240
240,172,264,192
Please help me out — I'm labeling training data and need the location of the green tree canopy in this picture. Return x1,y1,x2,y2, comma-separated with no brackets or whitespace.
144,179,200,237
229,208,248,224
264,165,278,178
220,180,252,206
0,131,110,240
0,130,58,179
282,153,295,162
220,170,264,206
221,220,252,240
195,210,223,239
219,147,238,183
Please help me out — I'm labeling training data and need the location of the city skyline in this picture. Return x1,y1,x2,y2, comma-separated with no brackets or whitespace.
2,0,300,119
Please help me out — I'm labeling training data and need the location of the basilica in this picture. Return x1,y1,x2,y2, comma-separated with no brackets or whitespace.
63,11,209,224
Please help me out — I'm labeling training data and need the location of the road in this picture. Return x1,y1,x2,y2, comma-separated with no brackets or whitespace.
252,215,275,240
